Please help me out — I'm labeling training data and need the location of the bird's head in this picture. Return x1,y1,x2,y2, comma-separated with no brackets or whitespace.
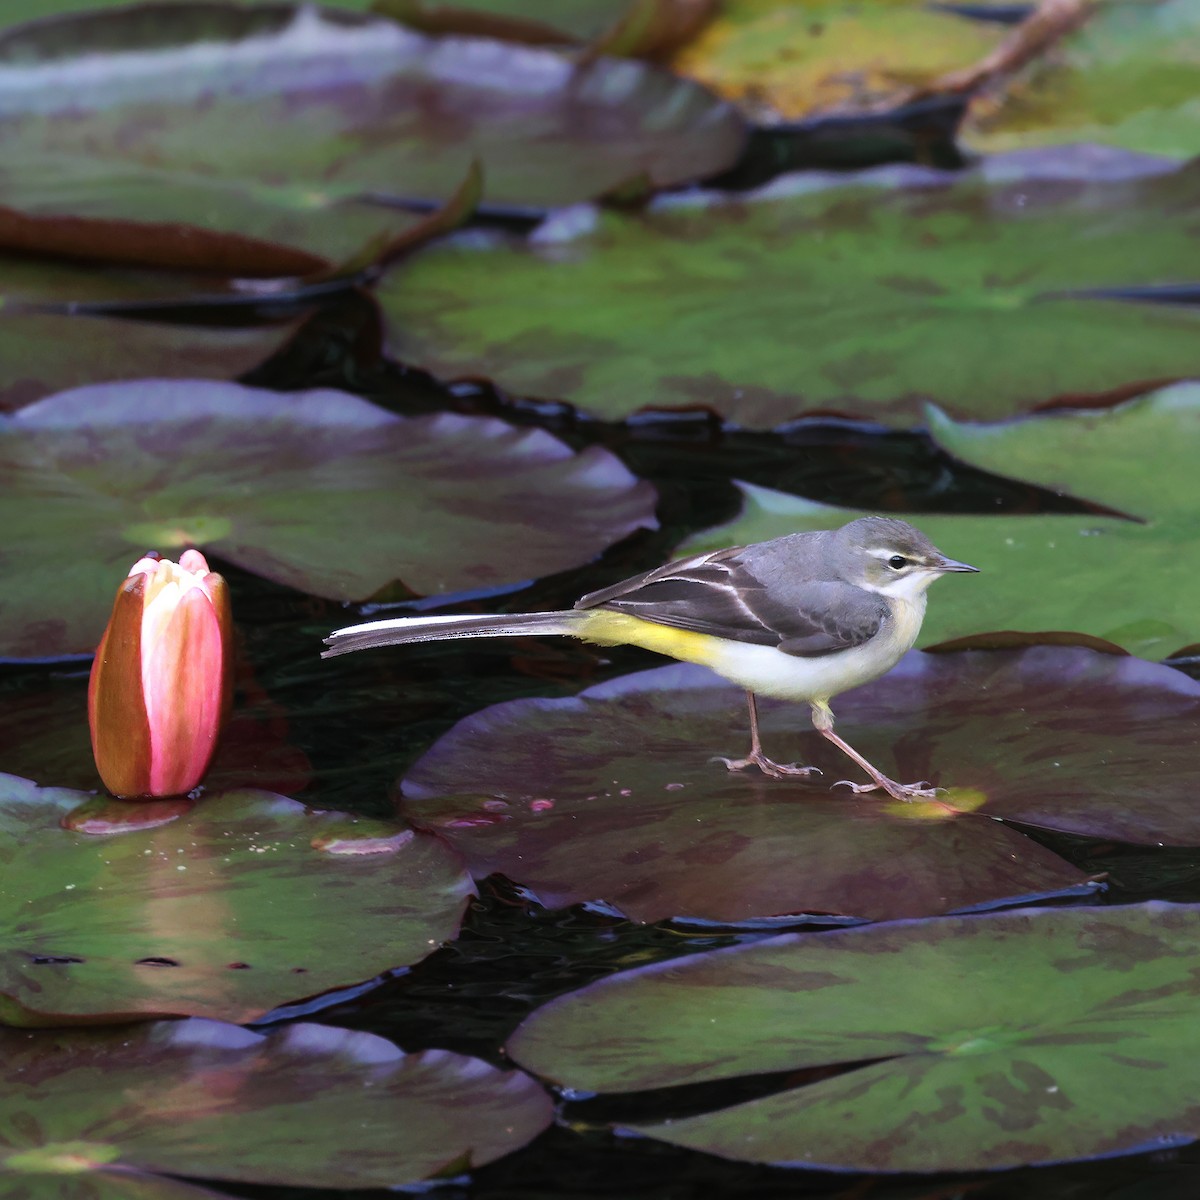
834,517,979,599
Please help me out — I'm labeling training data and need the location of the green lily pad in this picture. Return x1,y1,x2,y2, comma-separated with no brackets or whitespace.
0,1175,233,1200
372,0,648,43
669,0,1003,121
403,640,1200,921
965,0,1200,160
0,11,483,278
0,380,656,659
381,157,1200,428
379,0,716,57
508,903,1200,1171
0,775,473,1024
682,382,1200,657
0,1018,552,1188
0,2,744,269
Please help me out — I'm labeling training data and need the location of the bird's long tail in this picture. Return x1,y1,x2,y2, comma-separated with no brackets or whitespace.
322,610,585,658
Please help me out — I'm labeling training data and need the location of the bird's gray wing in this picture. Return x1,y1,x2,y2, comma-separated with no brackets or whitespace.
575,546,887,657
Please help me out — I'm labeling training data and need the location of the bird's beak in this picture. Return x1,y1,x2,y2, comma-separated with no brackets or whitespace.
935,556,980,573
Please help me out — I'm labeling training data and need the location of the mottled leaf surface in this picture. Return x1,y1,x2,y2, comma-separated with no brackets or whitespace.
382,159,1200,427
0,776,473,1023
0,381,656,658
510,903,1200,1170
0,1176,233,1200
382,0,632,41
0,10,473,274
966,0,1200,160
684,383,1200,658
404,641,1200,919
381,0,715,56
670,0,1002,120
0,1018,551,1187
0,2,743,268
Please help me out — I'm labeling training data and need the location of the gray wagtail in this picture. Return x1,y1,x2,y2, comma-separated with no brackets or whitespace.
323,517,978,801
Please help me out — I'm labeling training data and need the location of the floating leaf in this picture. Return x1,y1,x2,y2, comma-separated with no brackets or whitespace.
0,0,378,27
0,1175,234,1200
683,382,1200,657
0,310,304,414
0,775,473,1023
379,0,634,42
382,157,1200,428
0,3,744,269
0,1018,551,1189
669,0,1003,121
509,903,1200,1171
966,0,1200,160
0,255,320,410
0,8,480,273
380,0,716,57
403,640,1200,920
0,380,656,658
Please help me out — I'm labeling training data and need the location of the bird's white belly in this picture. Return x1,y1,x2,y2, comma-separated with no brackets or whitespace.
705,596,925,703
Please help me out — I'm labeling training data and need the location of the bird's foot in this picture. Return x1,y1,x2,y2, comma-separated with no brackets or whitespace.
713,752,821,781
832,777,943,803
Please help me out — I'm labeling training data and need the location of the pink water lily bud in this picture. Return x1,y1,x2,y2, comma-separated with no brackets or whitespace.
88,549,233,799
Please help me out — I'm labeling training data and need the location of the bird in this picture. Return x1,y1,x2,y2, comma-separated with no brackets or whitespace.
323,517,978,800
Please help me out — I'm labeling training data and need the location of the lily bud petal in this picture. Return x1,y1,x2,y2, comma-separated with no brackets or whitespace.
87,574,153,799
88,551,232,799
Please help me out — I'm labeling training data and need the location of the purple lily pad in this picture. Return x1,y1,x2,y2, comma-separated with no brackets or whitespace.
508,903,1200,1171
0,2,744,271
0,380,656,659
401,646,1200,921
0,311,309,414
0,1018,552,1188
0,775,474,1024
0,254,325,411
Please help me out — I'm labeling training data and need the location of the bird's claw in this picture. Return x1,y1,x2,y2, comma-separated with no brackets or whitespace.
832,778,944,802
713,754,821,781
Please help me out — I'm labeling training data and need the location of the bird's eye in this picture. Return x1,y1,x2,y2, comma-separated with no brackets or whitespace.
887,555,908,570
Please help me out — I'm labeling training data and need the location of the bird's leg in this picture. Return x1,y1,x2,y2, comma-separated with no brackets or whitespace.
810,701,941,802
713,692,821,780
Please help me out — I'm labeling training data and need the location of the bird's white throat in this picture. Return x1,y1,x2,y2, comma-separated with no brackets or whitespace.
865,569,942,602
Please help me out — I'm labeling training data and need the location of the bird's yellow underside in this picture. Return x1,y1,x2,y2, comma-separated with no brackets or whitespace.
577,610,725,668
